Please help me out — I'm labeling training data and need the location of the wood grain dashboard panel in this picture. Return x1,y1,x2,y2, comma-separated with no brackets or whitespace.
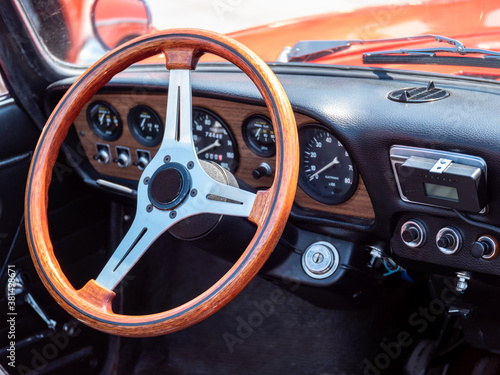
73,92,375,219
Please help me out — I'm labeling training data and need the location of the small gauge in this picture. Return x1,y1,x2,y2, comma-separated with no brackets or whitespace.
299,125,358,205
192,108,238,173
127,105,163,146
86,101,122,141
243,115,276,157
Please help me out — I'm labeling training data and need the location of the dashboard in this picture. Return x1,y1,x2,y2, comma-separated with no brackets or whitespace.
43,64,500,294
71,91,375,219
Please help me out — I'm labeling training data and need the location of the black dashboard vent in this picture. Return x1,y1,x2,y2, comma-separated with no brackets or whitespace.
388,81,450,103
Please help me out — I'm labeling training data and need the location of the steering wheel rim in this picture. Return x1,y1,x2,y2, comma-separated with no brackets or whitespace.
25,29,298,337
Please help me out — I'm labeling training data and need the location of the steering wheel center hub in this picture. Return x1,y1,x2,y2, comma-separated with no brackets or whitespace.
148,162,191,210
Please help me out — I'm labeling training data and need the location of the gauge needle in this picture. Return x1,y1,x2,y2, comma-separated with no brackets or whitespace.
197,139,221,155
98,113,105,124
255,127,261,140
309,156,340,181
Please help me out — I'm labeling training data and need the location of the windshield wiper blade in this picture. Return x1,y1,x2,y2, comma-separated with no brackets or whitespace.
363,35,500,67
278,35,500,66
365,35,500,57
278,35,476,63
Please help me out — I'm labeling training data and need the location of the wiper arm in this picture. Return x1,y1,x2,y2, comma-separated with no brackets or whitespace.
277,35,500,67
277,40,359,63
364,35,500,58
363,35,500,68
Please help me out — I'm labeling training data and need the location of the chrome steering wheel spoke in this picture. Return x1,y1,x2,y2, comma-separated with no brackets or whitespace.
190,171,257,217
95,210,173,291
160,69,196,155
95,68,256,291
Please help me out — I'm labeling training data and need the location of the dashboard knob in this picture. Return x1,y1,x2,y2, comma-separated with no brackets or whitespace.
437,234,456,249
400,220,426,248
137,155,149,170
471,235,498,260
96,149,110,165
117,152,130,168
471,241,489,258
402,226,420,243
252,162,272,179
436,227,462,255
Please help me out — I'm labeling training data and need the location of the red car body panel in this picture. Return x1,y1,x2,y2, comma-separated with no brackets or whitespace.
227,0,500,77
59,0,500,78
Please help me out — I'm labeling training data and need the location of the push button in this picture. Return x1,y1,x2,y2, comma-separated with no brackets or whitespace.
436,227,462,255
401,220,426,248
471,235,498,260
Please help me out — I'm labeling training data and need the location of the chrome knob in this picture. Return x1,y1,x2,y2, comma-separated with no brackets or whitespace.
117,152,130,168
96,149,110,165
137,155,149,170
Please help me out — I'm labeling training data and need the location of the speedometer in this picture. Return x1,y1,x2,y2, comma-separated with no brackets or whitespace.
192,108,238,173
298,125,358,205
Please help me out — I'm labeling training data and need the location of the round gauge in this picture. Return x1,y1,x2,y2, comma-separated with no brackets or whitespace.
243,115,276,157
298,125,358,205
86,101,122,141
192,108,238,173
127,105,163,146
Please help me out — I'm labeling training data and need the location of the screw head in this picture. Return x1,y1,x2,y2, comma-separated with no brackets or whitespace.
187,161,194,170
169,211,177,219
190,189,197,197
164,155,171,163
143,177,150,185
146,205,153,212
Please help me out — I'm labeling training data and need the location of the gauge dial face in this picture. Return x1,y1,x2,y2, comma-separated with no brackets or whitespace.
243,115,276,157
192,108,238,173
299,125,358,205
87,101,122,141
128,105,163,146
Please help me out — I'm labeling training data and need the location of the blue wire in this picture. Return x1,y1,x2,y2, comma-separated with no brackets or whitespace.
382,257,400,276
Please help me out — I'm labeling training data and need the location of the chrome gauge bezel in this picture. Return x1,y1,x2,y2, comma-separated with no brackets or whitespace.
298,124,359,205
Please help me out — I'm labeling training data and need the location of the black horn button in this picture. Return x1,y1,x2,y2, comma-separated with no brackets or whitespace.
148,163,191,210
151,169,181,203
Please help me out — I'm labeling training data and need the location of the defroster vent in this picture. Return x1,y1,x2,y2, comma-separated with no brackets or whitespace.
388,81,450,103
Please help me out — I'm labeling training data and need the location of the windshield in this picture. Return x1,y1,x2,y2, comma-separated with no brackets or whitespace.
17,0,500,79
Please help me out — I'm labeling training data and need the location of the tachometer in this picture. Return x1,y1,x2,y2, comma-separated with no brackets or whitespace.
87,101,122,141
192,108,238,173
299,125,358,205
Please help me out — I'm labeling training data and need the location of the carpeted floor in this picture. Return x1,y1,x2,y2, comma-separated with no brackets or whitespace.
115,233,428,375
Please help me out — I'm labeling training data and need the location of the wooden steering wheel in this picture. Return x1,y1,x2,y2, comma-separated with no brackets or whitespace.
25,29,298,337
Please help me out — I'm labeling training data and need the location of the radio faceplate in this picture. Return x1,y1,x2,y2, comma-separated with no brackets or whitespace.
390,146,488,213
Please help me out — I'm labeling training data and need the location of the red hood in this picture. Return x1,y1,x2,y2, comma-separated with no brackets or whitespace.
225,0,500,78
64,0,500,78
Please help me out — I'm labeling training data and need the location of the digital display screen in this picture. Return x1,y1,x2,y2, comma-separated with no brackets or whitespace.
424,183,459,202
